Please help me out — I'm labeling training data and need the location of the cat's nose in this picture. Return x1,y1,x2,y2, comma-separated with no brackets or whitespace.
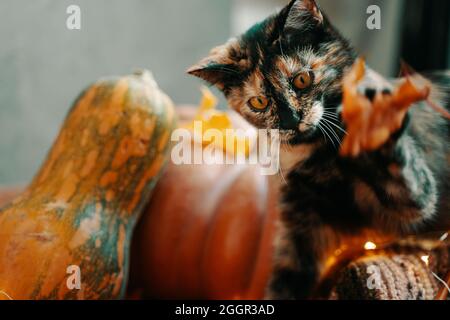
279,108,302,130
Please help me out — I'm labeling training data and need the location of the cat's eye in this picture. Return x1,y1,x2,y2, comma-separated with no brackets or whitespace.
293,71,313,90
248,96,269,111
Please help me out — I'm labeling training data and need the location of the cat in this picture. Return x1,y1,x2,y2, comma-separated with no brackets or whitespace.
188,0,449,299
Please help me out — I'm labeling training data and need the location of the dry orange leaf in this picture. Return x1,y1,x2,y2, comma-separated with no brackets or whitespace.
340,58,430,157
185,87,254,157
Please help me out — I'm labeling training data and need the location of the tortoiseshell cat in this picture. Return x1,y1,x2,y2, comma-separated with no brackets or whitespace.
188,0,449,299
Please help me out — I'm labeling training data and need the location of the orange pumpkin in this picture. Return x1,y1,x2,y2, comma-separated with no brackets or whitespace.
0,186,22,207
0,70,175,300
129,107,280,299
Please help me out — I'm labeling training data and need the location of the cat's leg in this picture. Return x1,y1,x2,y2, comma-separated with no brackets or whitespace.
355,133,440,231
266,228,318,299
348,105,445,232
267,147,357,299
266,217,336,300
346,68,446,231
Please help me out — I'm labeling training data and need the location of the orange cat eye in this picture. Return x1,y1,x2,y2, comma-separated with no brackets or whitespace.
293,71,313,90
248,96,269,111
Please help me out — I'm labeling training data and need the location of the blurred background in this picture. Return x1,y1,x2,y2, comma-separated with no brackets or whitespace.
0,0,449,185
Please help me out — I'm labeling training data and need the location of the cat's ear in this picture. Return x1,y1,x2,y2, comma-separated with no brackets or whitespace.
281,0,324,31
187,39,245,90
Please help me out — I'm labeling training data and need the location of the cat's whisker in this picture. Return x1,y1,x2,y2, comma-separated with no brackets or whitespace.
322,114,342,122
278,144,290,186
282,132,295,152
278,168,288,186
322,112,340,119
320,119,342,147
322,113,344,123
322,116,346,132
327,125,343,145
322,125,338,150
321,116,348,135
322,114,340,121
322,111,340,119
317,123,328,145
318,122,338,150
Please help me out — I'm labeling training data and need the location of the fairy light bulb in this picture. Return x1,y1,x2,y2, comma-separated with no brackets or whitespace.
364,241,377,250
421,255,430,266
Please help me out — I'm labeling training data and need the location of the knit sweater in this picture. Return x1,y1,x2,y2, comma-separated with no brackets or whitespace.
329,237,449,300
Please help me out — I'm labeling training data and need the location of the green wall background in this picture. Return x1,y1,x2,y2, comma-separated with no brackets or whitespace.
0,0,231,184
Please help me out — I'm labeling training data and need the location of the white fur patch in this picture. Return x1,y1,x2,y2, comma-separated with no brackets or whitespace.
299,100,323,132
280,144,315,173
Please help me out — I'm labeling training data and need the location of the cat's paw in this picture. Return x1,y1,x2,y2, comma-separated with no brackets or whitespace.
357,68,394,102
339,58,430,157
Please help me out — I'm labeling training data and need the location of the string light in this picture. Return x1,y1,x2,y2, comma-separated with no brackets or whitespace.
420,254,450,298
364,241,377,250
432,271,450,297
420,255,429,266
0,290,13,300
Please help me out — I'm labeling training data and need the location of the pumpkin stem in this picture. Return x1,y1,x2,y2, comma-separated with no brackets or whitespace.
133,69,158,89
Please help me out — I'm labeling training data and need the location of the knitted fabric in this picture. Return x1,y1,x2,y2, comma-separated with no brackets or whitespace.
329,239,449,300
